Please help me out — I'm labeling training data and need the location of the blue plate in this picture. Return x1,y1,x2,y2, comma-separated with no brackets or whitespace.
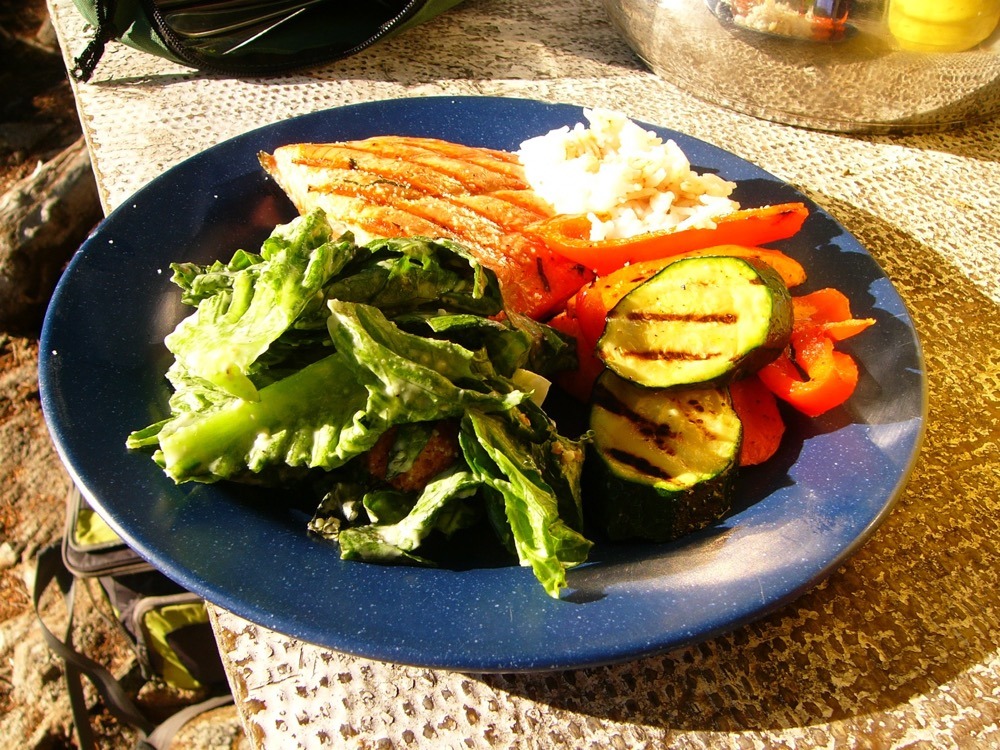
39,96,925,672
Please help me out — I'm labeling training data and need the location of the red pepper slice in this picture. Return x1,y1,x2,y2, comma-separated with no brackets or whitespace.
792,288,875,341
758,328,860,418
574,260,664,345
546,310,605,402
793,287,853,322
529,202,809,274
730,374,786,466
757,288,874,417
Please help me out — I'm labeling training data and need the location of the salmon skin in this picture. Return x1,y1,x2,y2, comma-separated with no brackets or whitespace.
259,136,593,319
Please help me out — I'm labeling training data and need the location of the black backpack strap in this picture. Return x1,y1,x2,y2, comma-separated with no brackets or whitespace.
32,543,156,748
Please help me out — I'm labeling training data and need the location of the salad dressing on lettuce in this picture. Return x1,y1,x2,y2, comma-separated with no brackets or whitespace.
128,210,590,598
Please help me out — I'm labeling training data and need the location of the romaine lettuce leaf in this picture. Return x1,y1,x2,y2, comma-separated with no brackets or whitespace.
169,248,263,307
382,422,436,481
460,409,591,598
335,469,482,564
154,352,367,481
144,300,531,483
325,299,527,423
164,211,356,401
324,236,502,317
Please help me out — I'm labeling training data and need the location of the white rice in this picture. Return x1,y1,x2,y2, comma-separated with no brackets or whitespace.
732,0,818,40
517,109,739,242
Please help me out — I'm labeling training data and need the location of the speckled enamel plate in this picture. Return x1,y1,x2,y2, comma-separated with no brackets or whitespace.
39,96,925,672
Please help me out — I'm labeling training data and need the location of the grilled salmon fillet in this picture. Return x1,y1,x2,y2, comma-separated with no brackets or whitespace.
259,136,593,319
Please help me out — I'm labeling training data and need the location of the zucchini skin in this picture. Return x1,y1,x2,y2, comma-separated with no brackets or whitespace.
586,457,735,543
586,371,741,543
597,256,793,390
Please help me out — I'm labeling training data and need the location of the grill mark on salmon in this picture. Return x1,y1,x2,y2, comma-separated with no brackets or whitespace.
487,189,555,216
289,140,525,196
346,135,523,166
307,182,547,236
260,136,594,318
354,205,450,240
345,137,526,181
294,148,470,197
309,175,426,204
344,138,528,192
451,194,550,230
403,197,506,243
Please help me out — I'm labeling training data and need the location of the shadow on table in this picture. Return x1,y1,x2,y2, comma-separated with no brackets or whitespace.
862,116,1000,165
469,201,1000,734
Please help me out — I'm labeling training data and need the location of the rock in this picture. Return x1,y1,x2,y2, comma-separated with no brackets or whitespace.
35,14,59,52
0,136,102,334
0,541,18,569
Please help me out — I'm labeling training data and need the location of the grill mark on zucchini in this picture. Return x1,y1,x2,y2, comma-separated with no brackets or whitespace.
616,311,739,324
592,380,679,452
687,399,724,443
623,349,719,362
606,447,675,481
586,372,742,542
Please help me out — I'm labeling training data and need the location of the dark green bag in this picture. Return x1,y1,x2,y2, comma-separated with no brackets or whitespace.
72,0,466,81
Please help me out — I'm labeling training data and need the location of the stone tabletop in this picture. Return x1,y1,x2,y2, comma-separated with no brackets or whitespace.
48,0,1000,746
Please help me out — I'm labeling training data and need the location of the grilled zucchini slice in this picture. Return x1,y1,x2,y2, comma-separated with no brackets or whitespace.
588,371,741,542
597,256,792,389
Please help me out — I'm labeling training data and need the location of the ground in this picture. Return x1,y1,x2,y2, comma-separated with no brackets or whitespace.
0,0,79,196
0,2,244,747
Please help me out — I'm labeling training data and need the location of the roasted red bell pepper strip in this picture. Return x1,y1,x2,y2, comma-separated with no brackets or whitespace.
792,288,875,341
574,261,663,345
669,245,806,288
546,310,605,402
758,288,874,417
729,374,786,466
529,202,809,274
758,330,859,418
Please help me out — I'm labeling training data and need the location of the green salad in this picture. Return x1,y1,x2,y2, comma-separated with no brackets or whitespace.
127,209,592,598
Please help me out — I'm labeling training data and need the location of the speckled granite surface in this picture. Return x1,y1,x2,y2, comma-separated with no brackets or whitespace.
49,0,1000,746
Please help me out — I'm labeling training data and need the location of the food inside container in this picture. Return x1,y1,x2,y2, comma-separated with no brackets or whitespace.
727,0,853,41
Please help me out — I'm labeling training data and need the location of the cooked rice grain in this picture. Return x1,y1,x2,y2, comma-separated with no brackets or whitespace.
517,109,739,241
